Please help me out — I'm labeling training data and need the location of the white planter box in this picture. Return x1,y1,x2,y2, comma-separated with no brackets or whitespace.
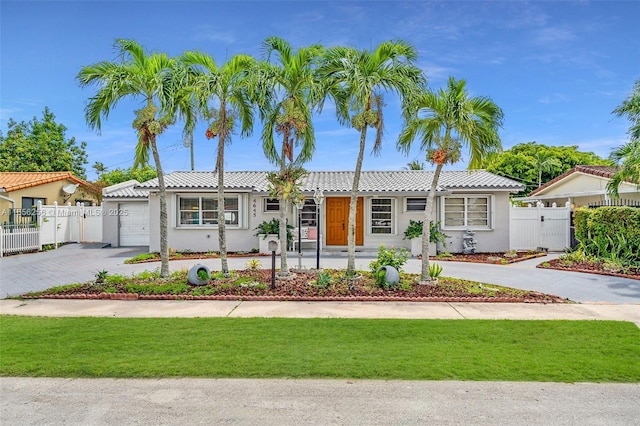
258,234,281,254
411,238,437,257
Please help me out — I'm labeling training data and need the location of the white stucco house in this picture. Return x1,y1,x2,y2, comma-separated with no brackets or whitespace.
514,165,640,208
102,170,525,254
101,180,149,247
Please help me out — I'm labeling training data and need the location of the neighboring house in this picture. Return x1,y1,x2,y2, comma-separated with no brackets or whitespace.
121,170,523,253
101,180,150,247
0,172,100,225
514,165,640,208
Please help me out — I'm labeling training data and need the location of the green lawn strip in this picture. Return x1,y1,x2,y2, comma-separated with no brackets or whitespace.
1,316,638,382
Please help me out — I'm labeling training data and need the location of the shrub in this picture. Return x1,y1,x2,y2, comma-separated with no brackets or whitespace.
402,220,449,246
245,259,262,270
574,207,640,265
369,245,410,274
429,262,443,278
253,218,294,244
312,271,333,289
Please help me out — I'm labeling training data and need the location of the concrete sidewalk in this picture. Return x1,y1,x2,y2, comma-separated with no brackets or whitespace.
2,298,639,326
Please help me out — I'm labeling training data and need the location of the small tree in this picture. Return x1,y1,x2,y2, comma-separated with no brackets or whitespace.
0,107,88,178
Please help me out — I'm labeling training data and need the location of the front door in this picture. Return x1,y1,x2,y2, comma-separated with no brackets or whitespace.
326,197,363,246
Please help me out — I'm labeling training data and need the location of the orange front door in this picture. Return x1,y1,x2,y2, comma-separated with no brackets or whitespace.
326,197,363,246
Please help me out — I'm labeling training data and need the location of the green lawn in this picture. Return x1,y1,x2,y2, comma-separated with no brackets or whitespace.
1,316,638,382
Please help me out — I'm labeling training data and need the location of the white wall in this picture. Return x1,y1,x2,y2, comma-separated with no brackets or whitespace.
149,192,287,253
101,199,119,247
146,191,515,254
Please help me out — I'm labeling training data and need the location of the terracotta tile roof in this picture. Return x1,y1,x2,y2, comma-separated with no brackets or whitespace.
0,172,99,193
529,165,618,196
137,170,525,194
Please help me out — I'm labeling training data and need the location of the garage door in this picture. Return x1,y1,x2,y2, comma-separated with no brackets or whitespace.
119,202,149,246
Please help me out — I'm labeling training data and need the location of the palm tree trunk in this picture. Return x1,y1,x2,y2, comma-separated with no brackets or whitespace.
278,134,289,276
149,136,169,278
347,126,368,276
421,163,443,282
217,131,228,275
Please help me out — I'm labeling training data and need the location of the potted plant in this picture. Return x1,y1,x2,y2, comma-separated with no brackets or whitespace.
253,218,293,254
403,220,449,257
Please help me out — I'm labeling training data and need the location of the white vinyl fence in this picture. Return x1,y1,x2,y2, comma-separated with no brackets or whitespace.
1,202,103,257
509,201,571,252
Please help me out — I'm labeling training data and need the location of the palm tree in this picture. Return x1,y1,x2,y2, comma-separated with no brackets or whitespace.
77,39,177,277
608,80,640,198
398,77,503,282
403,160,425,170
607,139,640,197
533,150,561,188
317,41,425,276
260,37,323,275
177,51,258,275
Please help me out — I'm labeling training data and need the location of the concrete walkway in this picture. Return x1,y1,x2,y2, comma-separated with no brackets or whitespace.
2,298,640,327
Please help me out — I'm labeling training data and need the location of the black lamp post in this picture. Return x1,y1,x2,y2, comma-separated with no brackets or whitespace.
295,199,304,271
313,187,324,270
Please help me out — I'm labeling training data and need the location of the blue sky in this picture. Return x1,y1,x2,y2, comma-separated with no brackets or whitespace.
1,1,638,181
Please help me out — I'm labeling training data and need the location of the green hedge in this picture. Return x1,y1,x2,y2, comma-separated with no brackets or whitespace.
574,207,640,264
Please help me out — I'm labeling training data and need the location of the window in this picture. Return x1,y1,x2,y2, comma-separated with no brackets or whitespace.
263,198,280,212
371,198,393,234
443,196,490,229
178,196,239,226
20,197,45,221
299,199,318,227
406,197,426,211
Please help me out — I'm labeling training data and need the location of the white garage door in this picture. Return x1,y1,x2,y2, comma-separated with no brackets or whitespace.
119,202,149,246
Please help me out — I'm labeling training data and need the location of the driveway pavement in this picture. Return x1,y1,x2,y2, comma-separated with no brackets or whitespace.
1,243,639,303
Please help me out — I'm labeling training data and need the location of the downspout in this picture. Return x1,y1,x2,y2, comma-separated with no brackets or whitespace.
0,194,16,208
0,194,16,258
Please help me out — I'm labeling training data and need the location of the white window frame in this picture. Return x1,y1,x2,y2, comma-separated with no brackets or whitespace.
440,194,493,230
263,197,280,212
405,197,426,212
177,194,243,228
299,199,318,227
370,198,395,235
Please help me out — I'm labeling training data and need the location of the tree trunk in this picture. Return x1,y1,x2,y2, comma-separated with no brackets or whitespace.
421,163,443,282
278,132,290,276
347,126,368,276
149,136,169,278
217,115,229,275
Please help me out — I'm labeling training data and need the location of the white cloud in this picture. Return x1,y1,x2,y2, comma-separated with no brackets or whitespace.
532,26,577,45
193,26,237,44
538,93,569,104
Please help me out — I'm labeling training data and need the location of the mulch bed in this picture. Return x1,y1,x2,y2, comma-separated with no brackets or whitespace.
24,269,569,304
428,251,547,264
537,259,640,281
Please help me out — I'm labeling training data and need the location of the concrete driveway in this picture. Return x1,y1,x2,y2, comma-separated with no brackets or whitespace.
1,243,639,303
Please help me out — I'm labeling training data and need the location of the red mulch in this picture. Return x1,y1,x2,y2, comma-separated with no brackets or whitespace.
426,251,547,264
537,259,640,281
25,269,569,304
